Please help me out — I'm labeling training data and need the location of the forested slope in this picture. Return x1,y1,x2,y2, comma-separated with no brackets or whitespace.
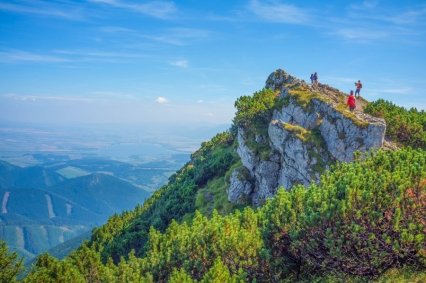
89,131,241,262
17,148,425,282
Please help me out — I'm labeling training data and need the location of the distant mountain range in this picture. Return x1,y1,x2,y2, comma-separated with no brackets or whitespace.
0,160,150,262
0,160,65,189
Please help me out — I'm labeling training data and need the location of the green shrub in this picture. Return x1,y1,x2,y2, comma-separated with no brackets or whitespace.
262,148,426,278
233,88,279,128
0,241,23,283
365,99,426,148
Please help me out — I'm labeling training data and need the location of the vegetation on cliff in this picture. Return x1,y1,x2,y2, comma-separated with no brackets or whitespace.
365,99,426,148
233,88,283,160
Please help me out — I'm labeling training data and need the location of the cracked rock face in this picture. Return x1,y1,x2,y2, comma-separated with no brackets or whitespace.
227,69,386,206
232,128,281,206
227,168,253,204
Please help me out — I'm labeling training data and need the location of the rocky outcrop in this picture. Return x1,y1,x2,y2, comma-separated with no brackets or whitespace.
233,128,281,206
228,69,386,206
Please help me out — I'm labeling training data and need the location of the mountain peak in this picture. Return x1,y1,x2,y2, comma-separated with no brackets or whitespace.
228,69,386,206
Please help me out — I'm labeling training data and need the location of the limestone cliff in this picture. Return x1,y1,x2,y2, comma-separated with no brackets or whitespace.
228,69,386,206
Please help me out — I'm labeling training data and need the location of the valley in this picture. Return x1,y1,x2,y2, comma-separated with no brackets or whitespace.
0,123,227,263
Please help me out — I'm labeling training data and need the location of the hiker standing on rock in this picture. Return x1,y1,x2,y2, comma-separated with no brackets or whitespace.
347,90,356,112
310,73,314,84
355,80,362,98
313,72,318,85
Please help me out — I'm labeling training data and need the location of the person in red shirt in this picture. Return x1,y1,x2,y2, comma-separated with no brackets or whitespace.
347,90,356,111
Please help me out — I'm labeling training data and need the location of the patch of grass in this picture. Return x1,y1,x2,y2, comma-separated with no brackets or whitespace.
335,103,369,128
193,157,246,218
281,122,311,142
288,86,369,128
288,89,316,108
194,175,242,218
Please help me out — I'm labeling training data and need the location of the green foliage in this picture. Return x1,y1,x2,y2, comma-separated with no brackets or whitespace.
194,175,238,218
139,209,263,282
134,148,425,281
233,88,283,160
192,132,237,187
200,258,246,283
0,240,23,283
168,268,194,283
365,99,426,148
262,148,426,279
233,88,279,128
88,131,239,263
24,254,85,283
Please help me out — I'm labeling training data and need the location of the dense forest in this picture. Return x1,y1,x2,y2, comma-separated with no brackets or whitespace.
2,89,426,282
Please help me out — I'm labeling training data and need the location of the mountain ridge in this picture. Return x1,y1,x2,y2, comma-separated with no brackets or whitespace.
0,160,150,262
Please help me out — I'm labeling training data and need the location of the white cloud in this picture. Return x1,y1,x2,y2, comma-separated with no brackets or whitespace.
169,59,188,68
0,50,69,63
387,7,426,25
155,96,169,104
323,76,357,85
0,2,84,20
197,99,204,103
349,2,426,26
369,87,413,95
146,27,212,46
350,0,379,10
248,0,310,24
90,0,177,19
54,49,147,60
0,93,92,103
0,49,148,64
332,28,390,41
99,26,137,33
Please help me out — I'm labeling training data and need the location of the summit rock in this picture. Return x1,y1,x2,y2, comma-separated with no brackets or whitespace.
228,69,386,206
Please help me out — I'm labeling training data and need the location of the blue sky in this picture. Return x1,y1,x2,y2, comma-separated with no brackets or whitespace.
0,0,425,126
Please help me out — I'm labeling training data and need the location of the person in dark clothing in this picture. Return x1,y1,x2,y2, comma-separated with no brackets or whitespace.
310,73,314,84
347,90,356,111
313,72,318,85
